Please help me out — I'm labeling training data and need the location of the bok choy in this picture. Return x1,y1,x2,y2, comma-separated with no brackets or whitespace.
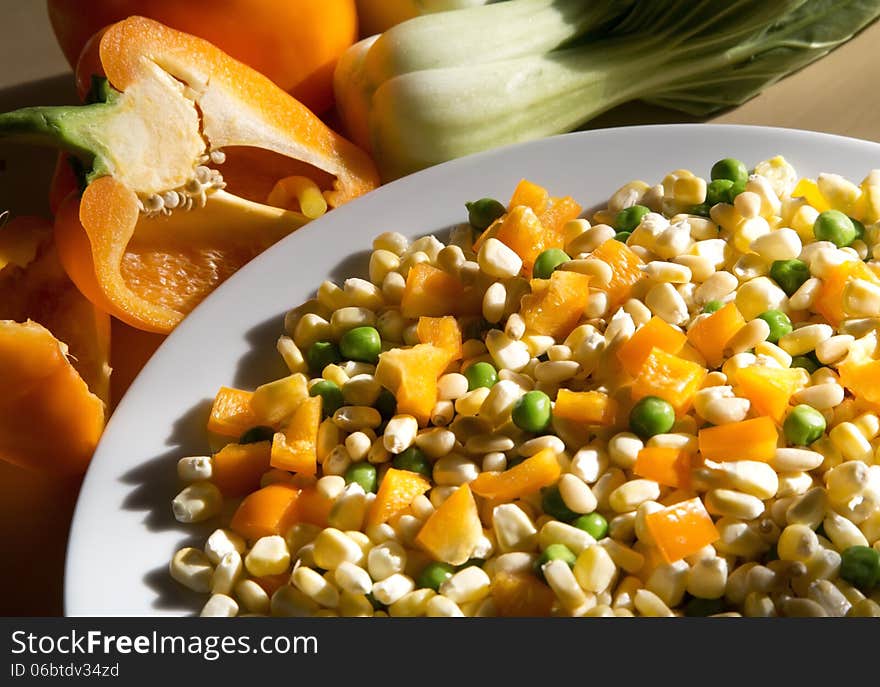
336,0,880,180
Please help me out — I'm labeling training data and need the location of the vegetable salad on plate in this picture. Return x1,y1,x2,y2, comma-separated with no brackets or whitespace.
169,155,880,618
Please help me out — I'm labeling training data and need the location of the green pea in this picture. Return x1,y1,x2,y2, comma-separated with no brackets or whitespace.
840,545,880,591
710,158,749,189
339,326,381,364
534,544,577,580
374,387,397,420
533,248,571,279
705,178,736,206
572,512,608,540
392,446,432,478
309,380,344,418
769,259,810,297
756,309,792,344
463,361,498,391
511,390,552,433
684,596,726,617
238,425,275,444
306,340,341,373
541,486,579,522
629,396,675,439
783,404,826,446
614,204,650,233
465,198,506,231
813,209,857,247
790,355,819,374
613,231,632,243
344,462,378,493
417,562,456,591
702,299,724,314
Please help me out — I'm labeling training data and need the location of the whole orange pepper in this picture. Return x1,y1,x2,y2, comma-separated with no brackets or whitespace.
47,0,358,113
1,17,379,334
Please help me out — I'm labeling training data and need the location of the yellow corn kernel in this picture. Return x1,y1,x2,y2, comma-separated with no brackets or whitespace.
673,176,707,206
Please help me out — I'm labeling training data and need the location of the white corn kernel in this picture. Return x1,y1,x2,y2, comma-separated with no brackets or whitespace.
608,432,644,470
313,528,365,570
482,282,507,323
519,435,566,457
172,482,222,524
609,479,661,513
479,238,522,279
534,360,580,384
570,447,608,484
823,511,869,550
373,573,415,605
538,521,596,555
485,329,531,372
829,422,873,462
177,455,212,483
815,335,855,365
383,415,419,454
170,548,213,593
751,227,801,262
389,588,437,617
792,382,844,409
705,489,765,520
574,544,617,593
644,261,692,283
334,561,373,595
700,460,778,500
466,433,514,454
778,323,833,356
292,567,340,608
567,224,615,254
558,474,598,514
200,594,238,618
561,258,612,286
492,504,538,553
843,278,880,317
543,559,590,613
725,318,771,356
694,271,738,304
777,524,820,563
440,567,491,604
437,373,469,401
771,447,824,472
426,595,465,617
686,556,728,600
415,428,456,459
454,388,492,417
633,589,675,617
204,529,246,566
645,560,689,607
211,551,243,596
430,400,455,427
433,454,479,486
234,579,270,615
245,536,290,577
713,518,767,558
344,433,372,462
367,541,407,581
735,277,788,320
645,282,689,325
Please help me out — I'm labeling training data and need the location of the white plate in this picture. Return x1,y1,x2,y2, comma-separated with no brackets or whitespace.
64,124,880,615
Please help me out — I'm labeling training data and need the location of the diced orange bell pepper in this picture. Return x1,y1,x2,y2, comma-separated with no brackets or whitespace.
617,316,687,377
212,441,272,497
509,179,550,215
792,178,832,213
589,239,644,310
687,302,746,369
813,260,880,326
400,263,480,319
645,497,720,563
493,205,554,277
633,446,692,489
553,389,617,426
207,387,258,438
229,482,301,541
630,348,707,415
734,365,804,424
367,467,431,528
415,483,483,566
2,17,378,333
417,316,462,361
375,344,451,425
470,447,561,500
491,571,555,617
839,357,880,405
520,270,591,341
295,485,334,528
539,196,583,237
270,395,321,476
698,416,778,462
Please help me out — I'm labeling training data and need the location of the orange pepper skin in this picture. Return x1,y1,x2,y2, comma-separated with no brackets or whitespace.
646,498,719,564
698,417,778,462
47,0,358,113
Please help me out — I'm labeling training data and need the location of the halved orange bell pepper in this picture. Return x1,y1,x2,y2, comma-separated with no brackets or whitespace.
469,447,561,500
630,347,707,415
734,365,804,424
375,344,453,425
633,446,692,489
645,498,719,564
416,316,462,361
48,0,357,114
414,483,483,566
698,416,778,462
520,270,591,341
589,239,644,310
617,316,687,377
687,302,746,369
553,389,617,426
211,441,272,497
0,17,378,334
0,216,108,474
367,467,431,528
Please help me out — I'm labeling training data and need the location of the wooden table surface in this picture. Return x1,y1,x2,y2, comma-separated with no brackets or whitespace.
1,5,879,616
